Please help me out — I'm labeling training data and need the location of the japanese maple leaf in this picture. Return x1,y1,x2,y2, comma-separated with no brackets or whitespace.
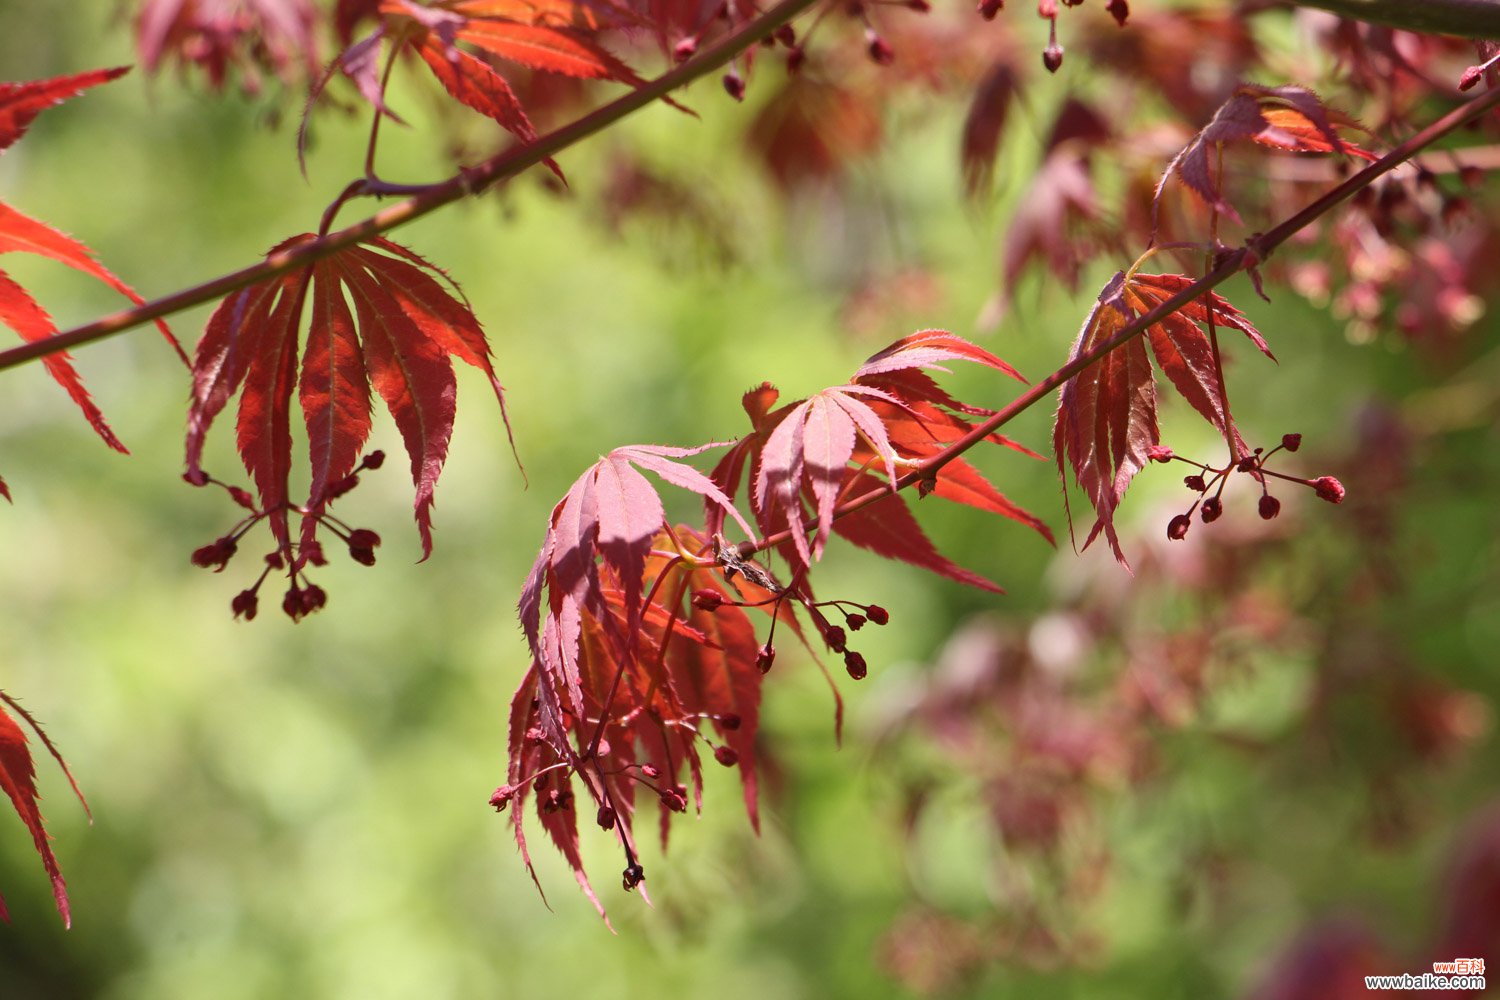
136,0,320,90
187,235,510,560
506,525,765,922
322,0,655,175
708,332,1049,588
0,68,183,498
1157,83,1377,225
0,693,89,927
1053,271,1271,566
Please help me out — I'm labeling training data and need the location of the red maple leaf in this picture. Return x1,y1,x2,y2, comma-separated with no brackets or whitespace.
0,693,89,928
508,518,766,921
136,0,320,90
0,69,183,497
320,0,656,176
187,235,511,568
1053,270,1271,566
1157,83,1377,225
710,331,1049,585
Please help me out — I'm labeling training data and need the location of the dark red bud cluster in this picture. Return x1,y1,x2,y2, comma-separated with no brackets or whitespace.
756,643,776,674
1201,497,1223,523
714,745,739,767
661,786,688,812
1258,494,1281,520
231,589,259,620
282,583,327,621
1282,433,1302,452
1313,476,1346,504
867,605,889,625
723,70,745,101
720,713,742,730
490,784,516,812
1460,65,1484,91
596,806,616,830
847,613,867,630
844,651,867,680
191,536,238,571
1167,513,1191,541
823,624,847,653
1184,474,1207,492
622,863,645,891
541,786,573,813
1105,0,1128,25
691,589,726,612
1043,42,1063,73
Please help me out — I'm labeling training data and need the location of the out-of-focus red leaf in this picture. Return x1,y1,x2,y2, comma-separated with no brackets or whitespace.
960,59,1020,198
0,67,128,152
749,77,882,190
136,0,320,89
0,694,89,928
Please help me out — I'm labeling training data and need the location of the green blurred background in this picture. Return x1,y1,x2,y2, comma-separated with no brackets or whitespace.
2,5,1499,998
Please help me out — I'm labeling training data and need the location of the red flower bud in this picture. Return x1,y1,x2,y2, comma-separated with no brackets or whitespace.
1201,497,1223,523
1042,43,1064,73
1148,445,1174,463
597,806,616,830
490,784,516,811
1313,476,1345,503
824,625,847,653
722,70,745,101
1460,65,1484,91
1167,514,1191,540
756,644,776,674
866,605,889,625
691,589,726,611
714,745,739,767
622,864,645,890
977,0,1003,19
231,589,259,620
347,528,381,549
349,546,377,567
183,469,210,487
673,37,698,62
847,614,867,631
1258,495,1281,520
228,487,256,510
845,651,868,680
867,34,895,65
360,450,385,470
774,25,796,45
1184,474,1207,492
1281,433,1302,452
639,763,661,779
661,788,688,812
721,713,742,730
1237,455,1259,473
1105,0,1128,25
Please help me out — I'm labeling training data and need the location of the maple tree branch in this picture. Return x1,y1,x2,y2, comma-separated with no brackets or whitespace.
0,0,820,376
1291,0,1500,39
741,80,1500,559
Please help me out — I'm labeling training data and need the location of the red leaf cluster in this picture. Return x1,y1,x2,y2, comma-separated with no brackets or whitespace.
136,0,321,91
504,331,1052,914
1052,270,1271,566
187,235,510,573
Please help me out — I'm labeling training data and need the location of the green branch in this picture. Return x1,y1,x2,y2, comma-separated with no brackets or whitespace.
1293,0,1500,38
